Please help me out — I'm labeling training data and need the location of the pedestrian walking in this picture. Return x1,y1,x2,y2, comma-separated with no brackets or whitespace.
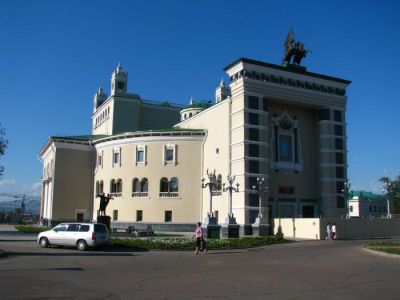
331,223,337,240
325,223,331,240
193,222,206,254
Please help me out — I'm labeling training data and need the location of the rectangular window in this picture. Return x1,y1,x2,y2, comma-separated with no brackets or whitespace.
113,210,118,221
335,138,343,150
163,144,176,164
334,110,342,122
336,196,345,208
248,128,259,141
262,98,268,112
248,160,259,173
113,152,120,165
336,181,344,193
248,193,259,207
137,150,144,162
278,186,295,194
349,206,353,212
248,144,259,157
247,96,259,110
336,167,344,179
248,176,258,189
319,109,330,121
165,149,174,161
165,210,172,222
97,154,102,166
334,125,343,136
336,152,344,164
136,210,143,222
248,113,259,125
279,135,293,161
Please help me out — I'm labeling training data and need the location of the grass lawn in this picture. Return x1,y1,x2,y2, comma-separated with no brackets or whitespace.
366,241,400,255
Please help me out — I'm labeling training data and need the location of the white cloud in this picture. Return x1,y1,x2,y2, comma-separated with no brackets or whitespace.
30,182,42,196
0,179,16,186
21,182,42,196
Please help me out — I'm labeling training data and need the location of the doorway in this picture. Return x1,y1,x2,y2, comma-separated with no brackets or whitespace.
76,213,84,222
302,205,314,218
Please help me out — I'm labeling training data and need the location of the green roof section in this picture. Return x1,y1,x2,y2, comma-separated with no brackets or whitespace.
51,134,109,141
184,102,213,109
348,190,385,201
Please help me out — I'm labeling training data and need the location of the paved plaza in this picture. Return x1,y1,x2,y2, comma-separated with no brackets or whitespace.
0,225,399,299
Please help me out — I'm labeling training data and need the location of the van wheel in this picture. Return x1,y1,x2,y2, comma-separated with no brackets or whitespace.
39,237,49,248
77,240,87,251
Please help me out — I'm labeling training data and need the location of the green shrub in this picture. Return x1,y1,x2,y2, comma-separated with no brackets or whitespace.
15,225,49,234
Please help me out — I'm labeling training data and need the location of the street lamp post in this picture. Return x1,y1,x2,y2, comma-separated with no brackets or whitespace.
201,169,218,225
383,182,392,219
222,174,239,225
251,177,270,236
251,177,268,224
342,181,351,218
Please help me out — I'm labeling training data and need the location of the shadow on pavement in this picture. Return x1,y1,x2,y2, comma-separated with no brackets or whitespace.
4,251,137,257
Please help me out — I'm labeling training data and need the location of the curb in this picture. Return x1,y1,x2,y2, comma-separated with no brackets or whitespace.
363,247,400,259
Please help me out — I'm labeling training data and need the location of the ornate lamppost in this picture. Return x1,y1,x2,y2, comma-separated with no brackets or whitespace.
342,180,351,218
251,177,268,224
383,181,392,219
222,174,239,224
251,177,270,236
201,169,218,225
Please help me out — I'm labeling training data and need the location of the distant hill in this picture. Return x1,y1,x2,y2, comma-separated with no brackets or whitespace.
0,199,40,214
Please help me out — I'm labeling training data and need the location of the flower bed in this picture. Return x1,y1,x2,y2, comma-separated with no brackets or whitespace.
109,235,285,251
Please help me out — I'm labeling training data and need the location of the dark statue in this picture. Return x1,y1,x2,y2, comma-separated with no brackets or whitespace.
282,29,311,66
97,193,113,216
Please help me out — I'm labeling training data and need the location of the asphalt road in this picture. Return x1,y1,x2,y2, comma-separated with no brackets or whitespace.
0,226,399,300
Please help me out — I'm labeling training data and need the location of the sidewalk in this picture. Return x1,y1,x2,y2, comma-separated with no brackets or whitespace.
0,224,37,241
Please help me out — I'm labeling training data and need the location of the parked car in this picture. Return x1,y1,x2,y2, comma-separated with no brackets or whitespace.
37,223,109,251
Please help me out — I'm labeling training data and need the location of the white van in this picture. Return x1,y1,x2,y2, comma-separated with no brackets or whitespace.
38,223,109,251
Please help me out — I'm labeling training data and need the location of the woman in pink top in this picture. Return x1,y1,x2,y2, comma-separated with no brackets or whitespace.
193,222,204,254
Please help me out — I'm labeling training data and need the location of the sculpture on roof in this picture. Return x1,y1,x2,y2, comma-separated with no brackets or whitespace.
282,29,311,66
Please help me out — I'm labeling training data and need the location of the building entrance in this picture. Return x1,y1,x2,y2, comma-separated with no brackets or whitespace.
302,205,314,218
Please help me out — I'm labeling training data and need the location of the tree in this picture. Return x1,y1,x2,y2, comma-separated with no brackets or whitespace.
380,174,400,215
0,123,8,179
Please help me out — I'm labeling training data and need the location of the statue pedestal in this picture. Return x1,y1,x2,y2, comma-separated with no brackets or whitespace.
221,224,240,238
203,224,221,240
97,215,111,230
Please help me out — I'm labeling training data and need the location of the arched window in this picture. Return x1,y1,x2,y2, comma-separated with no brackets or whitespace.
132,178,140,192
217,174,222,191
160,177,169,192
170,177,179,192
110,179,116,193
189,112,192,117
159,177,179,198
99,180,104,194
141,178,148,192
116,179,122,193
96,181,100,195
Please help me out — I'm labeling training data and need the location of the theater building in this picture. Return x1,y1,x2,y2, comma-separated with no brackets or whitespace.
40,57,350,229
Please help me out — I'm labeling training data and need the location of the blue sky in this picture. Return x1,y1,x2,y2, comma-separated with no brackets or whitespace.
0,0,399,199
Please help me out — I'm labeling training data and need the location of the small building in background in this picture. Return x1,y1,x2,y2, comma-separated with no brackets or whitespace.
348,191,386,218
